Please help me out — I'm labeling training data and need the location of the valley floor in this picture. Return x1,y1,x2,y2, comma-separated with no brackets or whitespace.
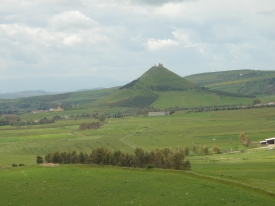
1,107,275,204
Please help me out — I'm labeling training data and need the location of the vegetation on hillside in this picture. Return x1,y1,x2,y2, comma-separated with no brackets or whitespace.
185,69,275,96
0,116,55,126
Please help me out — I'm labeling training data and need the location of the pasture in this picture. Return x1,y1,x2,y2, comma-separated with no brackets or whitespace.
0,165,274,206
1,107,275,204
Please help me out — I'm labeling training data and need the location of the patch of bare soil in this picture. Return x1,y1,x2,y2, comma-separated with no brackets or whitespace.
41,163,60,167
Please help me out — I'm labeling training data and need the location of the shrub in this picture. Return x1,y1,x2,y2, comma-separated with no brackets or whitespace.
184,146,189,155
19,164,25,167
183,160,191,170
192,146,197,154
212,145,221,154
199,145,209,155
239,133,251,147
36,155,44,164
145,164,156,170
12,163,18,167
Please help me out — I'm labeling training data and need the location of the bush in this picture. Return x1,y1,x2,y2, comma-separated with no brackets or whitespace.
199,145,209,155
36,155,44,164
192,146,197,154
19,164,25,167
12,163,18,167
145,164,156,170
212,145,221,154
239,133,251,147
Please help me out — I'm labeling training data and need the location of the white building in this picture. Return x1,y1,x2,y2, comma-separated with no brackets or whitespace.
265,137,275,144
148,111,168,116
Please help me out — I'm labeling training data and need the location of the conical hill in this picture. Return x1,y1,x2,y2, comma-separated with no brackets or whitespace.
119,65,195,91
92,65,254,109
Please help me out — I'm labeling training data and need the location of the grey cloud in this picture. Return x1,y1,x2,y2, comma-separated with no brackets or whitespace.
1,0,275,92
258,9,275,17
130,0,192,5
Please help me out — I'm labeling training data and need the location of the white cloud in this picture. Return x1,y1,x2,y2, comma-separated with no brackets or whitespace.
63,36,83,46
51,10,97,31
172,30,198,48
146,39,179,51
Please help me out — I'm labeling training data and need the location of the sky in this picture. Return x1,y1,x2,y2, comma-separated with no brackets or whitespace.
1,0,275,92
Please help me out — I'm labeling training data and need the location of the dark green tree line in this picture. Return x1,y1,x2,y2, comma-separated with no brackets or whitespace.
40,147,191,171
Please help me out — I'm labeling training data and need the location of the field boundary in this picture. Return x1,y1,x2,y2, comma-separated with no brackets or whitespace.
179,170,275,199
119,134,148,151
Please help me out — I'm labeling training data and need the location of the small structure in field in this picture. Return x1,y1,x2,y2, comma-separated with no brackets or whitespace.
148,111,168,116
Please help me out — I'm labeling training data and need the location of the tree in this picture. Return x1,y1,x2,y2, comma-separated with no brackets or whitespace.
170,152,185,170
98,115,105,122
78,151,85,164
183,146,189,156
253,99,261,105
192,145,197,154
239,133,250,147
199,145,209,155
212,145,220,154
36,155,44,164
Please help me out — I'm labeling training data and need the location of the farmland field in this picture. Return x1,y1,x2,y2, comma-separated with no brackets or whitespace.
1,107,275,204
1,165,274,206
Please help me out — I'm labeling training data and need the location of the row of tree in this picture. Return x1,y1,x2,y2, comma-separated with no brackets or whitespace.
38,147,191,170
79,122,103,130
0,116,55,126
191,145,220,154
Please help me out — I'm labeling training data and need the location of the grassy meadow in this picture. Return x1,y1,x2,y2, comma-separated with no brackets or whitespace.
1,107,275,204
1,165,275,206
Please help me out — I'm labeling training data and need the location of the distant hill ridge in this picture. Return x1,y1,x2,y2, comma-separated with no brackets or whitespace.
0,90,55,99
185,69,275,95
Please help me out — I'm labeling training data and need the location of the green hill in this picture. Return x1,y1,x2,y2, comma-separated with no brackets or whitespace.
120,65,195,91
92,66,255,109
185,70,275,96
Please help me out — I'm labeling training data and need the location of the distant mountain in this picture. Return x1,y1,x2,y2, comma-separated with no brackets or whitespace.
185,70,275,96
92,65,254,109
0,90,56,99
0,87,119,110
0,76,127,93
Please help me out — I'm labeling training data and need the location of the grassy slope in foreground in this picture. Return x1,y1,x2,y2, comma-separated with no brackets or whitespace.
1,165,274,206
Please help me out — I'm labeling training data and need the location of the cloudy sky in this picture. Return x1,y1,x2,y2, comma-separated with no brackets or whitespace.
1,0,275,92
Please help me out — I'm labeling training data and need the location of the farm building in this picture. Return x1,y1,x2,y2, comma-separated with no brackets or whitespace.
148,111,168,116
265,138,275,144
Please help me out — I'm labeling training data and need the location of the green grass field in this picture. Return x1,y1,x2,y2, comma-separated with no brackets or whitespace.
1,107,275,204
1,165,274,206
